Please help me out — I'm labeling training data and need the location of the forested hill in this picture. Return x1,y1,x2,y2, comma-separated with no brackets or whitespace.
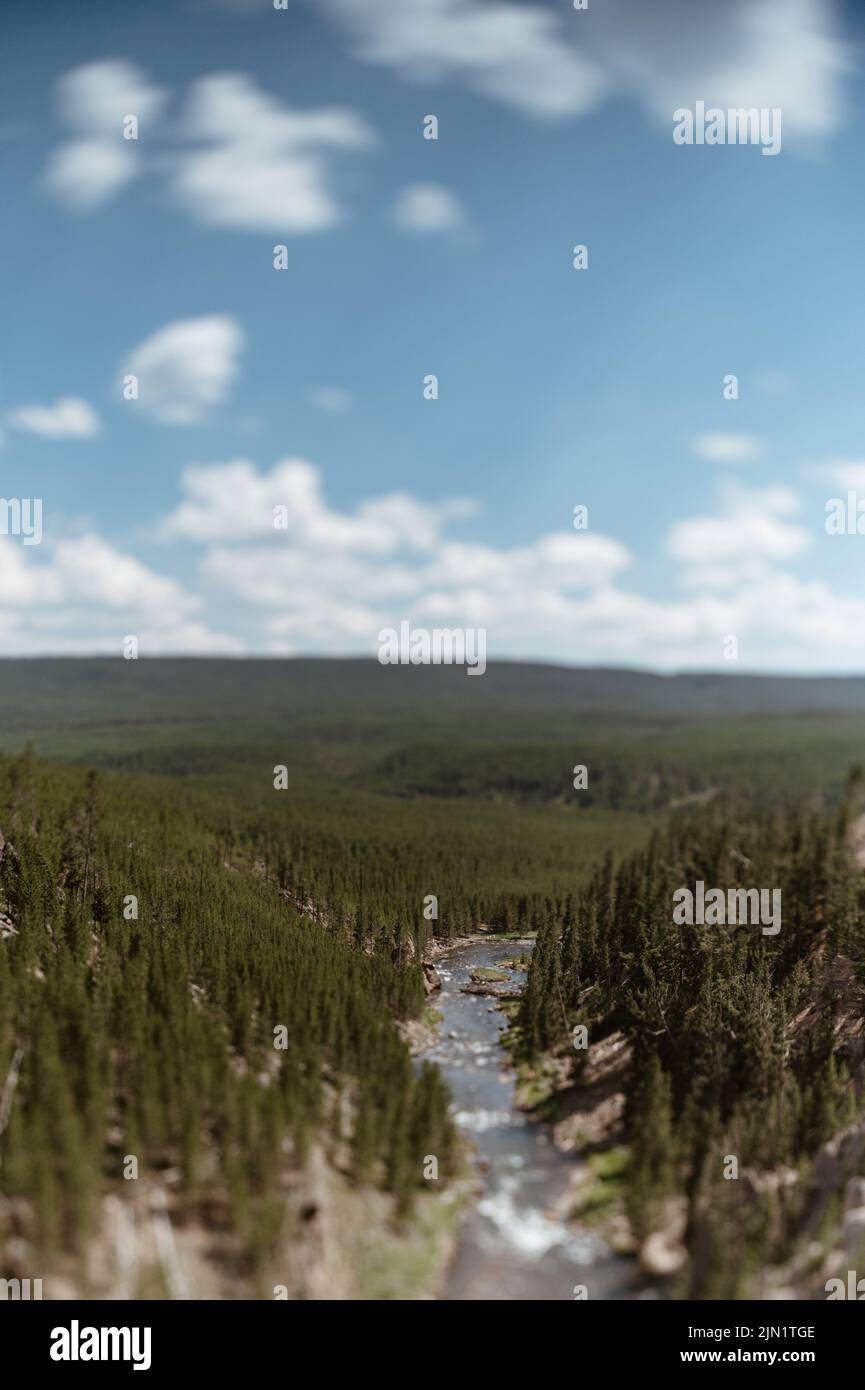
3,658,865,815
5,657,865,732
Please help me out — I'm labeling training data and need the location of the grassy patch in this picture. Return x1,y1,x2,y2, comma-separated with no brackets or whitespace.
514,1053,562,1116
569,1147,632,1249
498,953,531,970
359,1186,468,1300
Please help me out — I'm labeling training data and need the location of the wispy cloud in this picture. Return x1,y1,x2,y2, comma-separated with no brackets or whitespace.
393,183,467,235
308,386,353,413
694,433,763,464
7,396,101,439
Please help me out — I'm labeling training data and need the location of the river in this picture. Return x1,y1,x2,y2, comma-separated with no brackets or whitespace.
425,937,645,1301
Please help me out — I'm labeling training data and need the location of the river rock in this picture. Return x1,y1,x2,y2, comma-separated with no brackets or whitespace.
422,963,442,995
460,982,521,999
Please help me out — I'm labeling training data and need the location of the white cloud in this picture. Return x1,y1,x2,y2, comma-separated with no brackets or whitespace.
53,534,196,612
154,462,865,672
54,58,167,132
814,460,865,491
42,1,852,236
158,458,634,657
44,137,137,211
593,0,849,142
44,64,374,231
0,532,242,654
7,396,101,439
0,616,243,656
393,183,466,234
44,60,167,209
160,458,477,548
667,484,810,588
4,459,865,669
694,433,763,464
174,73,374,232
0,532,194,613
318,0,850,142
319,0,605,119
122,315,243,425
13,544,239,650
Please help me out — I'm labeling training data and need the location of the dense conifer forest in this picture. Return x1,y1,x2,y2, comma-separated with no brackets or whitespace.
2,659,865,1298
517,784,865,1295
0,749,456,1296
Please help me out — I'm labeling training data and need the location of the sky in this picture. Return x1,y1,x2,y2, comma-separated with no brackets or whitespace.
3,0,865,671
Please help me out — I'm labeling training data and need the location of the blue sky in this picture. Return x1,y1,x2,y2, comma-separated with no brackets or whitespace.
3,0,865,669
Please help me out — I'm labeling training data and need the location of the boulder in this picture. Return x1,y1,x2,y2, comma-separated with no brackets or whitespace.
422,963,442,995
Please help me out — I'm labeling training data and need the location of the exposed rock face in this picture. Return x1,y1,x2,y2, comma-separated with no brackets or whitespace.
845,1177,865,1209
550,1029,631,1153
640,1231,687,1277
639,1198,688,1277
804,1116,865,1237
422,963,442,995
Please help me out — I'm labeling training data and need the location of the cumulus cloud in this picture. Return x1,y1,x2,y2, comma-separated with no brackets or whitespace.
54,58,167,132
44,59,167,209
7,396,101,439
157,457,633,655
393,183,466,234
318,0,605,118
4,458,865,668
44,138,136,211
667,484,810,588
44,64,374,231
159,458,477,548
591,0,849,142
149,460,865,670
0,532,194,613
318,0,850,143
122,315,243,425
43,0,849,238
0,533,241,654
174,73,375,232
